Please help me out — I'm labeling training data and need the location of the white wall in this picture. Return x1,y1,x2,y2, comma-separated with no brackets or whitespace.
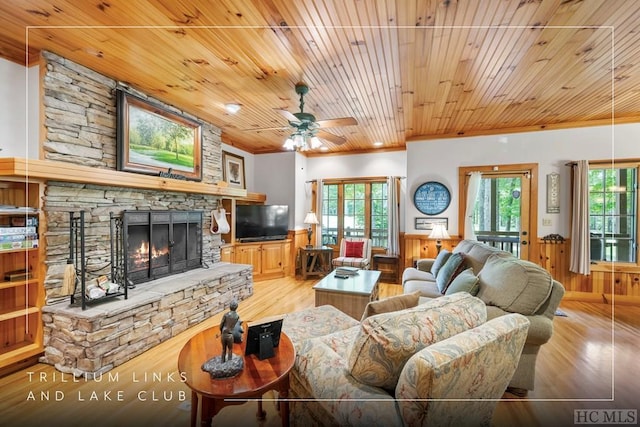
253,150,408,231
252,151,298,229
0,58,39,158
406,123,640,237
305,150,407,180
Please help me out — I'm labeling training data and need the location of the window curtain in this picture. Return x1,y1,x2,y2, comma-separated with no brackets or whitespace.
464,172,482,240
570,160,590,275
315,179,324,246
387,176,400,256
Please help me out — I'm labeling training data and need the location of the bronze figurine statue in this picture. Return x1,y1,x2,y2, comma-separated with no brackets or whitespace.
220,299,240,363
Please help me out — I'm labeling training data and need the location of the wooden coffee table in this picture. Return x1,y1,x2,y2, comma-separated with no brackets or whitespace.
313,269,381,319
178,325,295,427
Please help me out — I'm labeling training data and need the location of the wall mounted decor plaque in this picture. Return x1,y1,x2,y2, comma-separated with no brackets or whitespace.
413,181,451,215
547,173,560,213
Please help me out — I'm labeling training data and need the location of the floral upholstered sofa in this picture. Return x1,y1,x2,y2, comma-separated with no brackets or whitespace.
401,239,565,393
282,292,530,426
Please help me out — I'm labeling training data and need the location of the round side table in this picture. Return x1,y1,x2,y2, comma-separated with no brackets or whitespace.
178,325,295,427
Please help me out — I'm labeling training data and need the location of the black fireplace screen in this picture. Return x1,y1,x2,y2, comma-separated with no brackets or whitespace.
123,210,202,284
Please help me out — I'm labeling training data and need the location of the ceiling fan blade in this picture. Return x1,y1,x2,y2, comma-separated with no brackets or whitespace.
242,125,289,132
315,117,358,128
317,130,346,145
275,108,300,123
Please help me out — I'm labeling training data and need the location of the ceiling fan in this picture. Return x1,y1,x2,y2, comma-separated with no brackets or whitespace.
244,82,358,148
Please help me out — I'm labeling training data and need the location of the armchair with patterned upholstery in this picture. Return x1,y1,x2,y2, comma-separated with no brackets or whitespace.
332,237,372,270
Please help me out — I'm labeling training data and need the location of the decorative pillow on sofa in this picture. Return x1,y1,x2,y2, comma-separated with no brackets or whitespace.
435,252,465,293
347,292,487,392
429,249,451,277
345,240,364,257
444,267,480,296
360,291,421,322
477,254,553,315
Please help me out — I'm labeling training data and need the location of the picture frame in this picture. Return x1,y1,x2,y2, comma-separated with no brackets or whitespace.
415,217,448,231
116,90,203,181
222,151,246,189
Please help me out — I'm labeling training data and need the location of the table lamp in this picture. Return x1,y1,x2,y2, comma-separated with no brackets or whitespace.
429,223,450,254
303,212,319,248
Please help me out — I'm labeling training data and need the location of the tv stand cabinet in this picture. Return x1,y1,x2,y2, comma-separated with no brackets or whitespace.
230,240,291,281
218,197,292,281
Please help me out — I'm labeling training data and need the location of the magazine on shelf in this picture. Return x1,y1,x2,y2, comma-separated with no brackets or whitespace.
334,266,359,277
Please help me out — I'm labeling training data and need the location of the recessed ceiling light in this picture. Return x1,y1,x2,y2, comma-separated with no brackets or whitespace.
373,141,383,147
224,103,241,114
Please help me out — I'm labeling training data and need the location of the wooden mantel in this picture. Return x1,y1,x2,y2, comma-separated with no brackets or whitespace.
0,157,265,200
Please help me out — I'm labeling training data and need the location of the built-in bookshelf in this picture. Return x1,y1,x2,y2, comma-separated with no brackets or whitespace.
0,179,44,375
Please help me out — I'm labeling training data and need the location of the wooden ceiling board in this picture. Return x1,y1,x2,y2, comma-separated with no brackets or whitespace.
0,0,639,155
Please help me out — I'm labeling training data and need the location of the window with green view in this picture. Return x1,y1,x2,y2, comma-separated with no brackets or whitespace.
589,165,638,263
320,180,388,248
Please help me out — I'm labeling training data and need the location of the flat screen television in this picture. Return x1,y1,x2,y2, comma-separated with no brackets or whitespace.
235,204,289,242
244,316,283,360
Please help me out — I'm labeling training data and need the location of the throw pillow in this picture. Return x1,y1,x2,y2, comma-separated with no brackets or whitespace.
429,249,451,277
435,252,465,293
445,267,480,296
347,292,487,392
476,254,553,315
344,240,364,257
360,291,421,322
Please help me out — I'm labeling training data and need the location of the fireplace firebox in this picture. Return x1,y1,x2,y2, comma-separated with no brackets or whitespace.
123,210,203,284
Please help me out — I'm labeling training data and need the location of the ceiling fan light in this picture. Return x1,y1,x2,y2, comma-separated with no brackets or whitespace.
310,136,322,149
283,138,295,150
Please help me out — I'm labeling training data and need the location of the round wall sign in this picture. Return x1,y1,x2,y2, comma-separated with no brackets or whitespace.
413,181,451,215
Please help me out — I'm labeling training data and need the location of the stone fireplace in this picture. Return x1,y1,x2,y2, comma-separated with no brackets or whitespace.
123,210,203,284
35,51,254,377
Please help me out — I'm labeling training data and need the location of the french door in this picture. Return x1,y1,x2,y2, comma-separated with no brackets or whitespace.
459,164,538,260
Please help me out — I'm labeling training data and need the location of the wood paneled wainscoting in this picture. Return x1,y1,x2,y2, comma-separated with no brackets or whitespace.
537,238,640,305
401,234,640,306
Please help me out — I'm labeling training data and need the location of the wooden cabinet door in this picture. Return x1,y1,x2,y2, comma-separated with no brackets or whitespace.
220,245,234,262
282,241,291,276
235,244,261,274
261,243,284,277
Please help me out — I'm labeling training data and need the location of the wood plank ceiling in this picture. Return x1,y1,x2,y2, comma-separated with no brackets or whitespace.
0,0,639,156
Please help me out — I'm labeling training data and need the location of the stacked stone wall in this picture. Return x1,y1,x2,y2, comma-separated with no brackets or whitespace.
40,51,228,302
42,265,252,377
36,52,247,375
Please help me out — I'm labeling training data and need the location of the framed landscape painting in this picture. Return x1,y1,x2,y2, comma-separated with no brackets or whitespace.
116,90,203,181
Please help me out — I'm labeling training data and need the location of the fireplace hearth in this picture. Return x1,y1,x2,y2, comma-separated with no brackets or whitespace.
123,210,203,284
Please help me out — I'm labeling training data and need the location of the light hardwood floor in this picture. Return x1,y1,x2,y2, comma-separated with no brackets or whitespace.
0,276,638,427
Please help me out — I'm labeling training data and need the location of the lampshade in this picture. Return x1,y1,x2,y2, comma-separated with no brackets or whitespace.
429,223,450,240
282,131,324,152
304,212,319,225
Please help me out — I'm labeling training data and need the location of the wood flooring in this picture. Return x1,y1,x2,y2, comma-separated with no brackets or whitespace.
0,276,638,427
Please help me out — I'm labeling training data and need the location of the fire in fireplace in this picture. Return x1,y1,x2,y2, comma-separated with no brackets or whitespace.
123,210,203,284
